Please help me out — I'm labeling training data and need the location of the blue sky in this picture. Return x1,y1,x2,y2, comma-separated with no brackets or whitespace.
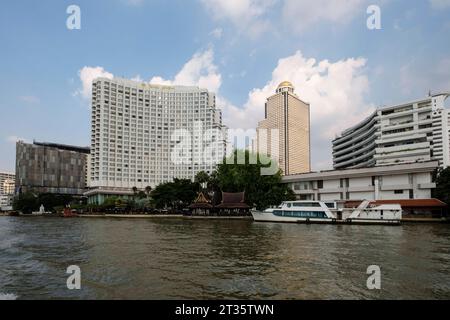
1,0,450,172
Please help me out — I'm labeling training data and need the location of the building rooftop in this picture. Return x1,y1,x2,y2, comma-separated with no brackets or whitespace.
32,141,90,154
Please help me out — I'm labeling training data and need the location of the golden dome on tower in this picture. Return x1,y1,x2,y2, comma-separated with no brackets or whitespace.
277,81,294,88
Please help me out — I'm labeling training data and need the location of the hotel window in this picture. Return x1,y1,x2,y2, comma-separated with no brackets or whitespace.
394,190,404,194
317,180,323,189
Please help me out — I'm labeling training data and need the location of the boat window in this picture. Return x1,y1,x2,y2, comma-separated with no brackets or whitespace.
325,202,336,209
273,210,327,218
292,202,321,207
286,203,292,208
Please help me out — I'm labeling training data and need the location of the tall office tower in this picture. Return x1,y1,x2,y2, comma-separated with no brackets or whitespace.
15,141,90,195
87,77,226,204
255,81,311,175
332,93,450,169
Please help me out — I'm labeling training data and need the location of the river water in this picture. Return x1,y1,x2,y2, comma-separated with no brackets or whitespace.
1,217,450,300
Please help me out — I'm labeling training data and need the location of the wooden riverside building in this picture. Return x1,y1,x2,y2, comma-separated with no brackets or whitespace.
189,191,251,216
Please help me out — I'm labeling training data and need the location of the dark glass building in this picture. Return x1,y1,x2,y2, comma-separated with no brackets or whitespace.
15,141,90,195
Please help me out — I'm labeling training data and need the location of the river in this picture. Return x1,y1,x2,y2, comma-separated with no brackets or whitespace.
1,217,450,299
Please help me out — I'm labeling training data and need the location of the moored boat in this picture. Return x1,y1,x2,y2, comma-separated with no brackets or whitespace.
251,200,402,225
63,208,79,217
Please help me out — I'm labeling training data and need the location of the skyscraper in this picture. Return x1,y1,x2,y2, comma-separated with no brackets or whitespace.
86,77,226,204
255,81,311,175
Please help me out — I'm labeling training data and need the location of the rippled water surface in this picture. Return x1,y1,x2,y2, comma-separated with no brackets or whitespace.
1,217,450,299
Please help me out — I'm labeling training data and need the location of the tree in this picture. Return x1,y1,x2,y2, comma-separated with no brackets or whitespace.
13,192,39,214
215,150,295,210
145,186,152,197
434,167,450,205
150,178,199,209
195,171,210,185
13,192,74,213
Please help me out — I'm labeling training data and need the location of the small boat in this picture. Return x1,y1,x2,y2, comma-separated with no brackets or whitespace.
63,208,78,218
251,200,402,225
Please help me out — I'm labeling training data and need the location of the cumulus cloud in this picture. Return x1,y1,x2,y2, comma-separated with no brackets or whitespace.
149,48,222,93
200,0,276,38
222,50,373,169
76,66,113,99
76,49,221,99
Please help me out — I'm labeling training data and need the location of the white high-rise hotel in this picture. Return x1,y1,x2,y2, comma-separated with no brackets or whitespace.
86,77,226,204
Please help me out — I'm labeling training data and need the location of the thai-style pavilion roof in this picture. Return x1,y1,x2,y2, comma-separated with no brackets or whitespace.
215,192,250,209
189,192,213,209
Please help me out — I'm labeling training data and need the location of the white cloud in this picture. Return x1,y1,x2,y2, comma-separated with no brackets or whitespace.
221,50,373,170
149,48,222,93
18,95,40,104
76,49,221,99
200,0,276,38
430,0,450,9
209,28,223,39
282,0,366,34
76,66,113,99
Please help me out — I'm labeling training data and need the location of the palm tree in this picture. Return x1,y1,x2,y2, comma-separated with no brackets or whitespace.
145,186,152,197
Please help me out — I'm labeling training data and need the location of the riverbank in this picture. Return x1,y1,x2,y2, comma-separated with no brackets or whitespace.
1,213,448,223
79,214,253,220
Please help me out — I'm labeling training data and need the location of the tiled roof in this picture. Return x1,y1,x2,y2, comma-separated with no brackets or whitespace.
346,199,447,208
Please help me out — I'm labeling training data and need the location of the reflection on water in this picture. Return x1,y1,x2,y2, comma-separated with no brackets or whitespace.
1,217,450,299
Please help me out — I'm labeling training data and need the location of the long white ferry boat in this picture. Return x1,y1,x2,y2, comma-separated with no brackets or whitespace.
251,200,402,225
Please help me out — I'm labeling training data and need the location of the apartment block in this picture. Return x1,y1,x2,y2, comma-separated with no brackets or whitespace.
333,93,450,169
0,172,15,208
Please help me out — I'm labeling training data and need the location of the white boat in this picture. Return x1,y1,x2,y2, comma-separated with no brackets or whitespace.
251,200,402,225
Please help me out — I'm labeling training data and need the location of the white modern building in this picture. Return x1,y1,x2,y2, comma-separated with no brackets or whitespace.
0,172,15,209
283,161,438,202
332,93,450,169
86,77,227,204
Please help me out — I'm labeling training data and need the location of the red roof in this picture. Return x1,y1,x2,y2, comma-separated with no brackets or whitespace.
346,199,447,208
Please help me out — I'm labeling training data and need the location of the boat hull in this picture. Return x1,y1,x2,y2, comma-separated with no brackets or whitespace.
251,211,401,225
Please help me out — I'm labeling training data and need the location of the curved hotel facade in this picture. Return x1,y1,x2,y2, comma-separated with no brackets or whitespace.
86,78,227,204
333,93,450,169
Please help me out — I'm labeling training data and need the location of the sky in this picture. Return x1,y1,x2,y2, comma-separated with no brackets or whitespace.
0,0,450,173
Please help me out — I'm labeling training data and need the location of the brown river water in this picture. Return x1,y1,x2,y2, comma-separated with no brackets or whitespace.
1,217,450,299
